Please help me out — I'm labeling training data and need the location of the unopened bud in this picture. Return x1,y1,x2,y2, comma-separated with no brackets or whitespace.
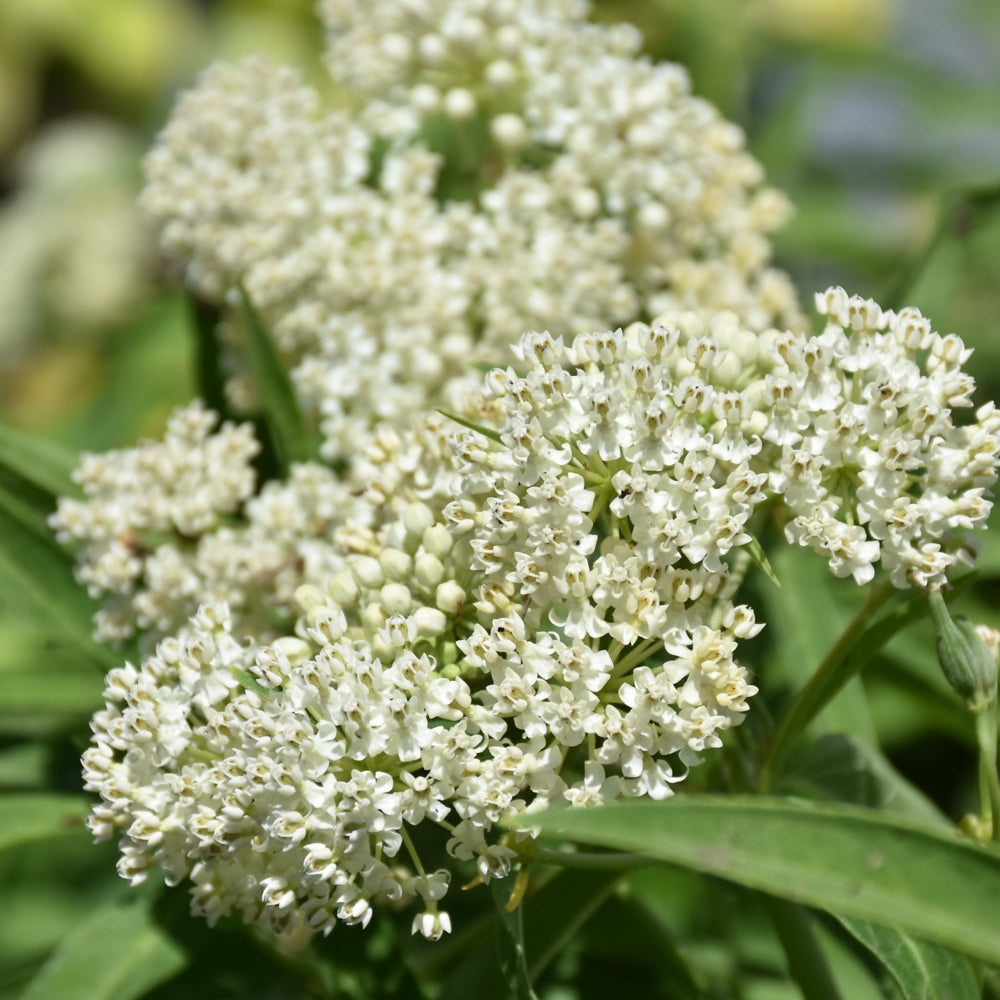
929,590,998,712
436,581,466,614
412,606,448,637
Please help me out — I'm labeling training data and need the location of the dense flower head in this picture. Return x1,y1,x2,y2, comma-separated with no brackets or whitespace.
83,486,761,941
760,288,1000,589
51,402,371,643
141,0,800,461
51,402,259,641
77,285,1000,944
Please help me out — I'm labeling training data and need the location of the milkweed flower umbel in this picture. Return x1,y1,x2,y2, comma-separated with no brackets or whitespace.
65,0,1000,950
79,289,1000,943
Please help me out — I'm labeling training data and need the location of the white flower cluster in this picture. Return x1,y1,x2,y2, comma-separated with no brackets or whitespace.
764,288,1000,589
141,0,800,461
51,402,371,643
67,0,1000,950
0,120,152,356
79,289,1000,942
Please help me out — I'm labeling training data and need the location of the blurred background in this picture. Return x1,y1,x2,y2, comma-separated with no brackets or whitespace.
0,1,997,996
0,0,997,445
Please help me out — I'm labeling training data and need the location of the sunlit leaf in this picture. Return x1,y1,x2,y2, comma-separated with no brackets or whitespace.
435,409,503,443
0,795,91,853
20,897,186,1000
513,796,1000,965
0,669,104,737
0,501,116,670
836,917,979,1000
0,743,50,789
0,421,80,501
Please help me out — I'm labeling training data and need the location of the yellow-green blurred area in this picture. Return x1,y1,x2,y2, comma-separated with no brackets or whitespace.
0,0,320,445
0,0,997,446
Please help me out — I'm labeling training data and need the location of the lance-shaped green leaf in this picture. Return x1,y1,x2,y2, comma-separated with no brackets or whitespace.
835,917,979,1000
239,286,312,476
510,796,1000,965
745,532,780,588
187,292,231,418
230,665,273,701
0,421,80,500
0,499,117,670
0,794,91,852
20,897,186,1000
0,668,104,737
489,878,539,1000
435,409,503,443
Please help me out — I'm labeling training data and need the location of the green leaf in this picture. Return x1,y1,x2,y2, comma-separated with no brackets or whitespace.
782,734,947,827
239,286,312,476
433,869,621,1000
746,532,780,588
513,796,1000,965
230,666,272,701
0,794,91,852
489,878,539,1000
0,421,80,500
187,292,230,419
435,409,504,443
20,897,186,1000
835,917,980,1000
0,668,104,736
0,500,117,670
0,475,54,539
0,743,50,789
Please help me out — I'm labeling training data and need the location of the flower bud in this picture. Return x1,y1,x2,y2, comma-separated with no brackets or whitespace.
404,502,435,540
351,556,384,590
380,547,412,581
412,606,448,637
436,581,466,614
423,524,454,559
929,591,998,712
295,585,327,613
381,583,413,616
327,570,358,606
414,553,446,588
362,601,386,633
273,636,312,665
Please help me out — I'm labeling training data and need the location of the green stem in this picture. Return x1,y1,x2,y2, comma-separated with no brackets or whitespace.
759,578,895,792
975,708,1000,842
764,895,843,1000
610,637,663,681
